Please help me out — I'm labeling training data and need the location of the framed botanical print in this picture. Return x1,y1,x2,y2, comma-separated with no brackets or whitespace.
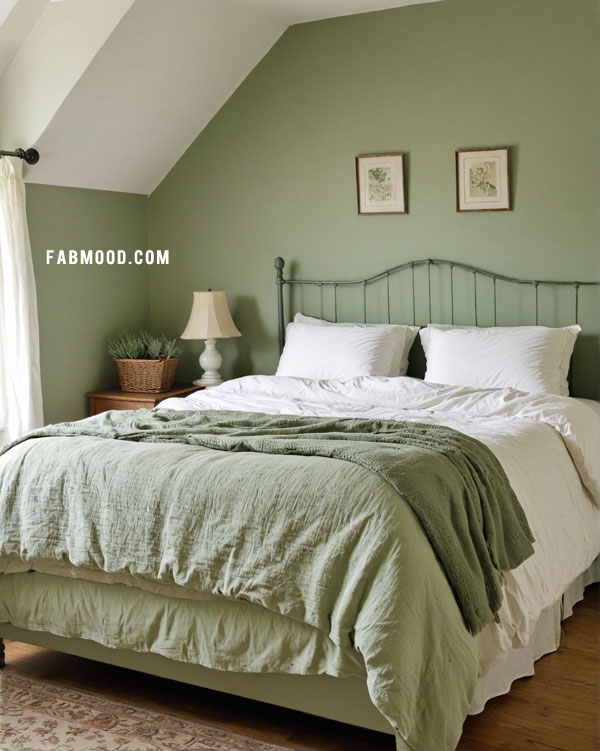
456,147,511,212
356,153,406,214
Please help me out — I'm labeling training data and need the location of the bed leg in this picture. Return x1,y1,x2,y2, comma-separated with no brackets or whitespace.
0,638,5,667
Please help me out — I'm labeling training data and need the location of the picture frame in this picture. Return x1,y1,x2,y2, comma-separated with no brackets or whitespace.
456,147,511,212
356,153,406,214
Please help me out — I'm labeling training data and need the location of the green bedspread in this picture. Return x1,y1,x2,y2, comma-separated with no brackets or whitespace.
0,409,534,751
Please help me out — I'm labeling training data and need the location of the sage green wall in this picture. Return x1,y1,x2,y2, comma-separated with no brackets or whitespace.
149,0,599,397
27,184,149,423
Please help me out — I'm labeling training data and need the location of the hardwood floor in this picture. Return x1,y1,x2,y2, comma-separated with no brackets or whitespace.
4,585,598,751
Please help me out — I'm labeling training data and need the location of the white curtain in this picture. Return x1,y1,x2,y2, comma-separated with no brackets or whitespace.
0,156,43,442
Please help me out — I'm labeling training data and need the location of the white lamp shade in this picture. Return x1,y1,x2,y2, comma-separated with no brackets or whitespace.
181,290,241,340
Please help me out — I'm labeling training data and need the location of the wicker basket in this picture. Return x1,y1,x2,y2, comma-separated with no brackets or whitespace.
114,358,179,393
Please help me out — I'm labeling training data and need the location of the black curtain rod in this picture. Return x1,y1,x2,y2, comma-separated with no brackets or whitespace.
0,148,39,165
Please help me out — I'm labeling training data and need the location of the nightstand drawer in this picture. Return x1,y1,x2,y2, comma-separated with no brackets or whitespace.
92,396,155,412
87,385,203,416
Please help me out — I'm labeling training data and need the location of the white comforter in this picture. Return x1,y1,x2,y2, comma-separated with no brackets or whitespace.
160,375,600,678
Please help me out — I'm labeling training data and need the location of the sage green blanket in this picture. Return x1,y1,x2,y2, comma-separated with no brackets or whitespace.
0,409,534,751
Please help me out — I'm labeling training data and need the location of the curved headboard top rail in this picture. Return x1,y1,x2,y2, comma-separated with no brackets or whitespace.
274,256,600,355
274,256,600,288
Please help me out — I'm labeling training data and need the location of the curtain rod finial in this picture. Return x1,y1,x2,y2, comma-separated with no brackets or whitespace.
1,147,40,165
23,148,39,165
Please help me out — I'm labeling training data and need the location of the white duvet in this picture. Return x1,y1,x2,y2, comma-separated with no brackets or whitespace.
159,375,600,685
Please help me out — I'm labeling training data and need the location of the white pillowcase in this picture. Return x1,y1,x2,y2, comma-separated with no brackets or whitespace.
276,322,395,380
293,313,419,376
421,324,580,396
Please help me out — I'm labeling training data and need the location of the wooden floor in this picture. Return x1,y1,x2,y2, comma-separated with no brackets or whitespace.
4,585,599,751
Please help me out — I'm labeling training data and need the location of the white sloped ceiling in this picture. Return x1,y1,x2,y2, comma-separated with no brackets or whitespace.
0,0,442,194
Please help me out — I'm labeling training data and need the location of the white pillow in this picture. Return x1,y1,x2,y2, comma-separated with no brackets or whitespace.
422,325,580,396
421,324,580,396
294,313,419,376
276,322,395,379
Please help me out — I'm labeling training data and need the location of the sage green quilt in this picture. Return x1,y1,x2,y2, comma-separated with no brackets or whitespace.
0,410,534,751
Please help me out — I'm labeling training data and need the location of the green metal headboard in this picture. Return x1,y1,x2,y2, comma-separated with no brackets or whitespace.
274,256,600,354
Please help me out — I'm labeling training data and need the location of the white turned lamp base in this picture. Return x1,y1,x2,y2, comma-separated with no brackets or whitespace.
181,291,241,386
194,338,223,387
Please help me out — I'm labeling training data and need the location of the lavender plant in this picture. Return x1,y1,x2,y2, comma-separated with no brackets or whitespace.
107,331,183,360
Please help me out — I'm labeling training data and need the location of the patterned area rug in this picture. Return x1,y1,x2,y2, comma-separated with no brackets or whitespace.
0,671,293,751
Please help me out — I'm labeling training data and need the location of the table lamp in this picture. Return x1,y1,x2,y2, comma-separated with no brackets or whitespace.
181,290,241,387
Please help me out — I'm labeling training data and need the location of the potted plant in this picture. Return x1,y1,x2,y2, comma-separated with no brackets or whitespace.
107,331,183,393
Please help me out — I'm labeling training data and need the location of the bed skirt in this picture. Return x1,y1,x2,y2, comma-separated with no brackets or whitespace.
0,557,598,738
470,555,600,714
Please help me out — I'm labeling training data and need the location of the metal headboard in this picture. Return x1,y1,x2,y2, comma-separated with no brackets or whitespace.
274,257,600,354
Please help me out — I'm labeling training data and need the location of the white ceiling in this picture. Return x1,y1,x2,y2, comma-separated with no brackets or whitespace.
0,0,442,194
0,0,45,77
29,0,284,194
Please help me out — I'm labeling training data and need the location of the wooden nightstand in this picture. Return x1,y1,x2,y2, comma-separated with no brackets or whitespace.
86,384,204,416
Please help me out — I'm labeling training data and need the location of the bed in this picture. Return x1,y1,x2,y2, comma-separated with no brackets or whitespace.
0,258,599,751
